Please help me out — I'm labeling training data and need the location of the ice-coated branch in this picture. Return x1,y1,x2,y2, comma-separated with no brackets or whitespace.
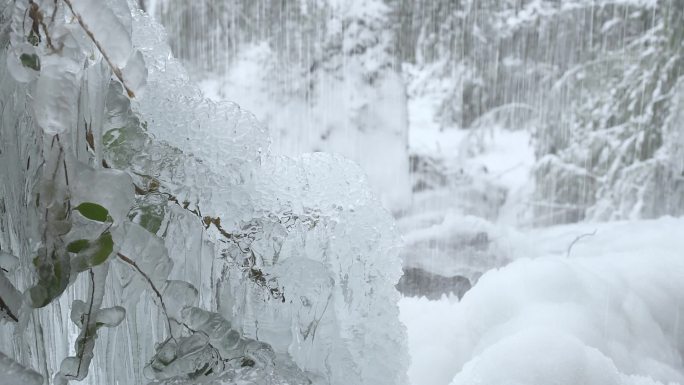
116,252,174,337
0,267,21,322
74,269,97,377
61,0,136,98
27,0,56,50
566,229,597,258
0,295,19,322
56,265,125,385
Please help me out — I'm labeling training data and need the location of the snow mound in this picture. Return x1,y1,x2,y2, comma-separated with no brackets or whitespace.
401,218,684,385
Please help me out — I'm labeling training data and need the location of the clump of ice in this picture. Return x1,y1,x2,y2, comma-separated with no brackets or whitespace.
0,351,43,385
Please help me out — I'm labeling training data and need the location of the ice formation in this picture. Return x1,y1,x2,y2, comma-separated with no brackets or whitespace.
162,0,412,212
0,351,43,385
0,1,408,385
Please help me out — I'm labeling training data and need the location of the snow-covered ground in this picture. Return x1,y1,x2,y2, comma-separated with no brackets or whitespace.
400,217,684,385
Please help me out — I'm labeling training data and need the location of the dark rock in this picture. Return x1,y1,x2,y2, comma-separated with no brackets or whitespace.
397,267,472,300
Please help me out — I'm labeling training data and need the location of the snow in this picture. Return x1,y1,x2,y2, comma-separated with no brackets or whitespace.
400,217,684,385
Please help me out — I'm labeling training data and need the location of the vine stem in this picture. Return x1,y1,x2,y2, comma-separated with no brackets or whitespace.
566,229,597,258
0,296,18,322
116,253,174,338
28,0,56,50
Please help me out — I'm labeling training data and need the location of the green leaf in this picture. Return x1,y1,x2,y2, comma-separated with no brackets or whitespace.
67,239,90,253
74,202,110,222
29,250,70,308
90,232,114,266
71,232,114,273
29,286,48,308
129,202,165,234
19,53,40,71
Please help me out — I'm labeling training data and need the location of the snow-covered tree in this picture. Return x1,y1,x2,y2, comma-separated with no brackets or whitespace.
534,0,684,224
395,0,684,224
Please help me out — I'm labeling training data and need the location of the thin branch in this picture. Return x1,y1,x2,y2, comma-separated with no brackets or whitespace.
61,0,136,98
102,158,244,247
28,0,56,50
0,297,18,322
202,216,235,241
566,229,597,258
72,269,97,378
51,0,58,23
116,253,174,337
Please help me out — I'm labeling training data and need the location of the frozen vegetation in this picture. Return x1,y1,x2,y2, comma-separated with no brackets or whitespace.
0,1,406,385
1,0,683,385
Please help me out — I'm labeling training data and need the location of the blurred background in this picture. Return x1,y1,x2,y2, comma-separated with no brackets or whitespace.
140,0,683,300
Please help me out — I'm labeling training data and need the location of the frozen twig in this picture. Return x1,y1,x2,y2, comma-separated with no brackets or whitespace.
0,296,18,322
28,0,56,50
566,229,597,258
61,0,136,98
72,269,96,378
116,253,174,337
